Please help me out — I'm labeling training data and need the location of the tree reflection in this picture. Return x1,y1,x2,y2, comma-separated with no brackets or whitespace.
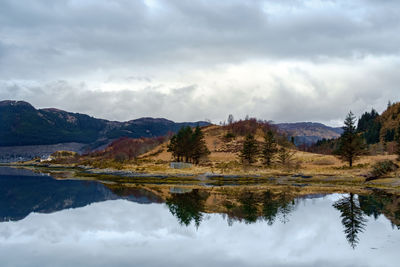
359,191,400,229
262,191,280,225
166,189,209,228
262,191,295,224
238,190,259,224
224,190,296,225
333,193,367,249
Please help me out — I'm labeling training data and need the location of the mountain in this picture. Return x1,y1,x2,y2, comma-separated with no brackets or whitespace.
0,100,209,147
275,122,343,145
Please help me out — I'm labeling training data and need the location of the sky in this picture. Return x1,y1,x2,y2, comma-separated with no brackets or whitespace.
1,0,400,126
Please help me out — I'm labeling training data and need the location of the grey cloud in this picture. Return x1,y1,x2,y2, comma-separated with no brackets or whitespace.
1,0,400,124
1,0,400,79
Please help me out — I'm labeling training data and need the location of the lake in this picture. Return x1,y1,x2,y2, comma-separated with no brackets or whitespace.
1,167,400,267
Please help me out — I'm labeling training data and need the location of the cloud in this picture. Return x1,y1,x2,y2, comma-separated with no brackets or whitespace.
1,0,400,124
2,56,400,125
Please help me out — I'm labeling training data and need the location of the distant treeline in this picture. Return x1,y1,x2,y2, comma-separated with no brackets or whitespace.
304,101,400,155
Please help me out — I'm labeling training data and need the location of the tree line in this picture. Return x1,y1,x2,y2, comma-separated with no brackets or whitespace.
167,126,210,164
239,130,295,167
333,111,400,167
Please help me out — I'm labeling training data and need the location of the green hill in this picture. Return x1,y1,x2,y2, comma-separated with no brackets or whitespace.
0,100,208,147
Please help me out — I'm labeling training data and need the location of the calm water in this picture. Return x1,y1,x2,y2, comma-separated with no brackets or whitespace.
1,167,400,267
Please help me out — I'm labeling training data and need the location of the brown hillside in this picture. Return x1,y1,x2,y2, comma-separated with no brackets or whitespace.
379,102,400,141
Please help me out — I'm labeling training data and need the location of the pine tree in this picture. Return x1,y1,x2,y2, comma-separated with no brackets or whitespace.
191,126,210,164
262,130,277,166
276,147,294,166
240,134,258,164
395,126,400,161
167,135,179,161
167,126,209,164
335,111,365,167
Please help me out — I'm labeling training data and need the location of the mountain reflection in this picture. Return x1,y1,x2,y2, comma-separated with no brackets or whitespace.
1,167,400,250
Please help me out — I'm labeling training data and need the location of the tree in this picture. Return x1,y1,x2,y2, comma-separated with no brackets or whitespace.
240,134,258,164
395,126,400,161
357,109,381,144
191,126,210,164
262,130,277,166
167,126,209,164
276,147,295,166
335,111,366,167
227,114,234,125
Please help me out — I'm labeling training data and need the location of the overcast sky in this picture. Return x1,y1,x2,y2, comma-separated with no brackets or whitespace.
1,0,400,125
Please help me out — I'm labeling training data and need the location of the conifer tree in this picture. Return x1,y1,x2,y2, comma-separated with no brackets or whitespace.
191,126,210,164
335,111,365,167
262,130,277,166
240,134,258,164
167,126,209,164
395,126,400,161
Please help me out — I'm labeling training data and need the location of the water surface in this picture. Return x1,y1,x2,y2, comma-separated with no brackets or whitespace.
1,167,399,267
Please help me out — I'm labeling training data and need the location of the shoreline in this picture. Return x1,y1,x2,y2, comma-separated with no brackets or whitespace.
2,162,400,194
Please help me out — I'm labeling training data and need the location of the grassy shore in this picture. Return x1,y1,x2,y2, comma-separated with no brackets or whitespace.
5,152,400,194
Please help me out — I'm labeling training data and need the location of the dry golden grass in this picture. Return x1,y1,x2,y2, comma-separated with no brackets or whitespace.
19,124,400,191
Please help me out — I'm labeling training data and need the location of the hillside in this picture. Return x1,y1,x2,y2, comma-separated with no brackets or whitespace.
0,100,208,147
40,121,400,186
378,102,400,142
275,122,343,145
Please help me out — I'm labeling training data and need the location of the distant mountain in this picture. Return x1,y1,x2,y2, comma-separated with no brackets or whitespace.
275,122,343,145
0,100,209,148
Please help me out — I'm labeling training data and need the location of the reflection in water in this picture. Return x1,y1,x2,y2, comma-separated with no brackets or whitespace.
222,190,297,226
0,170,116,221
333,193,367,249
262,191,296,225
0,167,163,222
2,167,400,254
165,189,209,227
359,191,400,229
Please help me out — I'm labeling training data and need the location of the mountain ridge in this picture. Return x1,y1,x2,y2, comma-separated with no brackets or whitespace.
0,100,343,148
0,100,209,147
275,122,343,145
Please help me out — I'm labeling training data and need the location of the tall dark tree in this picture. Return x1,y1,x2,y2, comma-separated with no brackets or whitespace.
395,126,400,161
240,134,258,164
357,109,381,144
191,126,210,164
335,112,366,167
333,193,367,249
167,126,209,164
262,130,277,166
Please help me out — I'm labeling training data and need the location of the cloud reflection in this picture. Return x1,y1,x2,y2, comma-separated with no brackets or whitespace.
0,196,399,267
